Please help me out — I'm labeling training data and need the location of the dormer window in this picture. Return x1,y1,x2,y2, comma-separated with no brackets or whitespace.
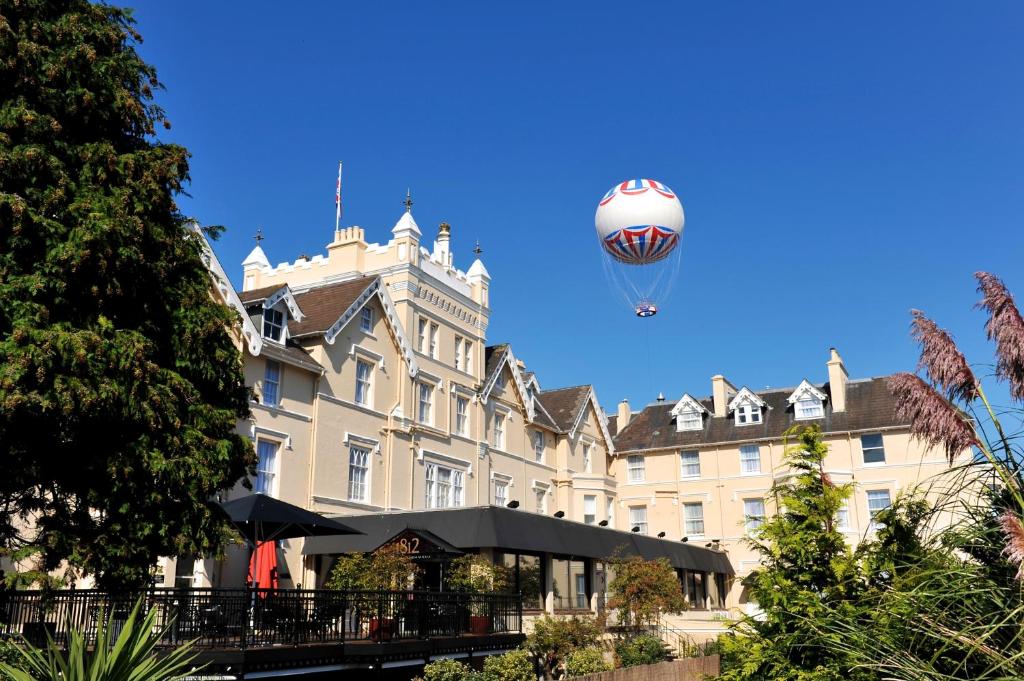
671,394,708,433
679,410,703,431
787,380,828,421
263,308,284,341
736,403,761,425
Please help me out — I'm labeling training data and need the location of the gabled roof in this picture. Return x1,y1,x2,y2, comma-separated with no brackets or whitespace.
787,379,828,404
613,377,904,453
728,386,766,411
240,284,304,322
536,385,615,452
670,393,707,416
480,344,533,419
193,225,262,356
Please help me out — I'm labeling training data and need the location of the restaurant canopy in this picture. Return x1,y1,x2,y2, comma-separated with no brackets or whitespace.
302,505,733,575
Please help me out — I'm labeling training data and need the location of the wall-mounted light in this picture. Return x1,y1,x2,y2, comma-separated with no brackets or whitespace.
598,520,609,527
506,500,519,509
681,537,688,543
631,526,640,533
657,531,666,538
553,510,565,518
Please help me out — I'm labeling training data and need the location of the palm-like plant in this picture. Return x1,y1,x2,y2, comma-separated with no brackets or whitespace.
0,599,200,681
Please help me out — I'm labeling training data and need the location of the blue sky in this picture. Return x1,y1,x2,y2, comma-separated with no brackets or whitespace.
130,1,1024,409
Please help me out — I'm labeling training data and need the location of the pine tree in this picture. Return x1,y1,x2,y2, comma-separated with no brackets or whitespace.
0,0,252,589
720,426,871,681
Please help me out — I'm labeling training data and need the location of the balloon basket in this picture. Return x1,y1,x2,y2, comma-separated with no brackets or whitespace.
635,301,657,318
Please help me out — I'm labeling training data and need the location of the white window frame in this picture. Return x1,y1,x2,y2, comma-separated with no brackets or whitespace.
455,396,469,436
417,381,433,425
794,397,824,420
582,442,592,473
493,478,509,507
627,455,645,482
454,336,464,371
861,434,886,465
680,450,700,479
533,484,549,514
533,431,545,462
683,502,705,537
417,318,428,354
354,359,373,407
583,495,597,525
255,439,280,497
629,506,648,534
359,307,373,333
425,462,465,509
429,322,439,359
867,489,892,530
743,498,766,533
679,409,703,431
262,360,281,407
837,500,851,531
464,340,473,374
607,498,614,527
493,411,507,450
347,445,371,503
735,403,762,425
740,445,762,475
263,307,284,341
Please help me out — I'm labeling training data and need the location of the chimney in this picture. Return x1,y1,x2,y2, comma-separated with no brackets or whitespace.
711,375,735,418
827,348,848,412
434,221,452,267
617,399,631,431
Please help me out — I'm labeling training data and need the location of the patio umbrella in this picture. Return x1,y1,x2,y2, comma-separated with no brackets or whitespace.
247,540,279,590
218,493,362,544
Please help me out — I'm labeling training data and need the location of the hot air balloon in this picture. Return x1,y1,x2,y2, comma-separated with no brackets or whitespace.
595,178,685,317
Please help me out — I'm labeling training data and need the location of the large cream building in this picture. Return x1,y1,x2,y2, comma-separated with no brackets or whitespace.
169,201,961,641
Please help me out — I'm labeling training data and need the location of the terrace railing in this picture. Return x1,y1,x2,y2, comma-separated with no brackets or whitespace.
0,588,522,650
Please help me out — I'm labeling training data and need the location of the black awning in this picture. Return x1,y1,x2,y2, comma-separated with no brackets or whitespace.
302,506,733,575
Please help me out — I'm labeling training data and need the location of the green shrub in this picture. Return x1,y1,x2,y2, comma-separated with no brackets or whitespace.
481,648,534,681
417,658,477,681
525,615,603,679
0,638,26,678
615,634,670,668
564,648,612,677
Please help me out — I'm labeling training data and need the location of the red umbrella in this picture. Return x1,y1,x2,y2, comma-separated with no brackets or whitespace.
247,540,279,591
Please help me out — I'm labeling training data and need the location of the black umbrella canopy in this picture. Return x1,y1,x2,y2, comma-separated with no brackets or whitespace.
218,493,362,544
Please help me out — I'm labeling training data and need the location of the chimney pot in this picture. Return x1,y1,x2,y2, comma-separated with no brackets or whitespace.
616,399,632,431
827,348,849,412
711,375,736,418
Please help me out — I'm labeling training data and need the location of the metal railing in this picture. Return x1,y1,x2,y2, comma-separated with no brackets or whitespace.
0,588,523,649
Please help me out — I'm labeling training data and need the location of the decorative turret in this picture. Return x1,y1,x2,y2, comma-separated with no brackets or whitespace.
433,221,453,269
391,190,421,265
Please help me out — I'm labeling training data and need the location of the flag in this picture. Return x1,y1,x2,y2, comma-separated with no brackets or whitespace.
335,161,343,229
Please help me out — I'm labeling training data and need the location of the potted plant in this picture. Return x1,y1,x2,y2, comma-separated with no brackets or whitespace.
445,554,511,635
326,546,419,641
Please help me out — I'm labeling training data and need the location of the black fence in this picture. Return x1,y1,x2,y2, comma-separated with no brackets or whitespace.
0,588,522,649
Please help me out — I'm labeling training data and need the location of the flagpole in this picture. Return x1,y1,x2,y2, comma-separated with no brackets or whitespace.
335,161,343,234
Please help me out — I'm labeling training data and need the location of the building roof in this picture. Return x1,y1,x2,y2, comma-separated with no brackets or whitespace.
607,414,618,435
483,344,510,387
302,506,733,574
537,385,593,432
613,377,903,453
287,277,377,337
239,285,285,304
260,340,323,374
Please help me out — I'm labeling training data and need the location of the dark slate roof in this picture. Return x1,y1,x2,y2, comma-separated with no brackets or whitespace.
613,377,903,452
607,415,618,436
482,344,510,388
302,506,732,574
531,403,559,431
260,340,323,374
537,385,592,432
288,276,377,337
238,285,284,304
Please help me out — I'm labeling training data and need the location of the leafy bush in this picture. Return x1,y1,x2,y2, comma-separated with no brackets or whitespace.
606,556,686,632
564,648,612,677
615,634,670,668
526,616,603,679
481,648,534,681
0,638,26,677
0,599,198,681
417,658,476,681
325,545,420,591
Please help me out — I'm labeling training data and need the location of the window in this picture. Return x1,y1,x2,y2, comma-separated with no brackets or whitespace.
735,403,762,425
417,318,428,353
429,323,439,358
417,382,433,424
262,360,281,407
263,307,284,341
494,479,508,507
607,498,614,527
680,451,700,478
347,446,370,502
627,455,645,482
584,495,597,525
740,445,761,474
679,410,703,431
464,340,473,373
354,360,372,406
455,396,469,436
837,501,850,531
494,413,506,449
255,440,278,496
533,431,544,462
867,489,892,530
861,433,886,464
455,336,464,371
743,498,766,532
683,502,705,536
425,463,464,509
535,487,548,514
629,506,648,534
795,397,823,419
582,443,592,473
359,307,373,333
575,574,587,609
